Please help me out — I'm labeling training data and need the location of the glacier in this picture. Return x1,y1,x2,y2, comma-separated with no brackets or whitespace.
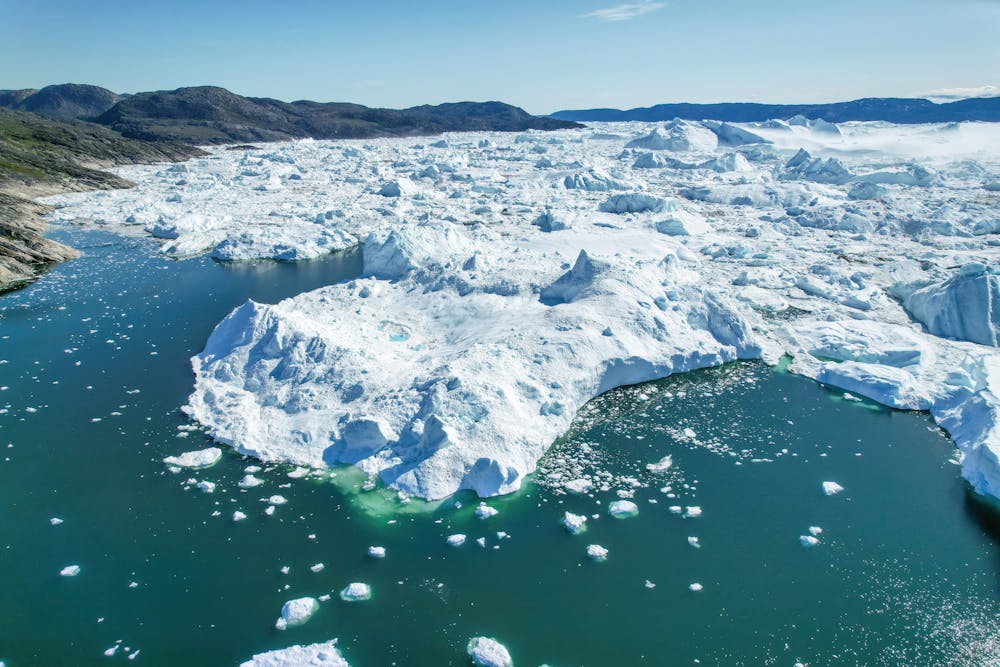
42,118,1000,503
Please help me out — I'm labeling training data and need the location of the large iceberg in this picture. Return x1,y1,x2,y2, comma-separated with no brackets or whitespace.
904,264,999,347
240,640,349,667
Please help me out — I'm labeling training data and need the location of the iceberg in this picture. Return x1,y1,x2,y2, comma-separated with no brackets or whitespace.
904,264,1000,347
467,637,513,667
162,447,222,469
275,597,319,630
240,641,349,667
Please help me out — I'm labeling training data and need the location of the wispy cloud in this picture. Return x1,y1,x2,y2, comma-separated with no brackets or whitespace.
918,85,999,103
583,0,667,22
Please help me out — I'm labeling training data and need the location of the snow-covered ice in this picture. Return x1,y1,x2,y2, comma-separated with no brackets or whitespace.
562,511,588,534
339,583,371,602
608,499,639,518
822,481,845,496
240,640,349,667
44,120,1000,505
587,544,609,561
162,447,222,469
467,636,513,667
275,597,319,630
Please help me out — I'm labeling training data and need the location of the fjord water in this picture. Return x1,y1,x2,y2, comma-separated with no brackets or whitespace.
1,229,998,666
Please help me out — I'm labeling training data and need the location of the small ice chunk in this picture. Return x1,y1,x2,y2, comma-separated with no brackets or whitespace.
822,481,844,496
232,511,247,522
104,645,120,656
562,511,588,534
808,526,823,536
646,455,673,472
287,467,310,479
476,537,487,548
275,597,319,630
683,428,697,439
645,580,656,589
239,474,264,488
265,505,276,516
309,563,325,573
475,502,498,519
268,495,288,505
587,544,609,561
683,506,702,518
800,535,820,547
60,565,81,577
467,636,513,667
196,480,215,493
668,505,682,514
339,582,372,602
608,500,639,519
162,447,222,469
687,536,701,548
50,517,64,525
564,478,594,494
368,546,386,558
447,534,467,546
689,582,703,592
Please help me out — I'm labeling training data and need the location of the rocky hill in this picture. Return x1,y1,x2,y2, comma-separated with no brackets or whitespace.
96,86,580,144
0,108,202,290
0,83,122,121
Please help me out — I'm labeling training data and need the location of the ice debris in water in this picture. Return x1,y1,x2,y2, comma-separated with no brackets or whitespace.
689,582,704,592
339,583,372,602
368,546,386,558
162,447,221,469
239,640,349,667
196,480,215,493
800,535,820,547
447,534,467,546
822,481,844,496
645,455,673,472
608,500,639,518
239,474,264,488
562,511,588,534
309,563,325,573
275,597,319,630
49,517,64,525
683,506,703,518
232,511,247,522
587,544,609,561
564,478,594,494
809,526,823,536
687,536,701,548
467,636,513,667
60,565,81,577
475,503,499,519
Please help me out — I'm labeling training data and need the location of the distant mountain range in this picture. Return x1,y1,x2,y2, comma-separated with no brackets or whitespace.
0,84,581,144
551,96,1000,124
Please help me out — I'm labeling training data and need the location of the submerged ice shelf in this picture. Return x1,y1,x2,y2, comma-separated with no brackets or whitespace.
45,119,1000,502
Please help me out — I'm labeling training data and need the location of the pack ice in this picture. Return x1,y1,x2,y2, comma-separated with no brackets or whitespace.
45,119,1000,503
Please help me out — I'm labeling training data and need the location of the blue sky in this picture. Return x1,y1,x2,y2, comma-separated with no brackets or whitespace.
2,0,998,113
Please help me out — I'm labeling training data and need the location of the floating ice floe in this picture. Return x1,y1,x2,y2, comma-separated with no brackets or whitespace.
475,503,499,519
689,582,704,592
275,597,319,630
608,500,639,519
562,511,588,534
339,583,371,602
587,544,609,561
822,481,845,496
49,517,64,526
162,447,222,469
799,535,820,547
447,534,467,546
239,640,349,667
368,546,386,558
60,565,81,577
467,636,513,667
645,455,673,472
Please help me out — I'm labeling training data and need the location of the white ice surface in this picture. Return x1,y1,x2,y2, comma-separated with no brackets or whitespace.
47,121,1000,502
239,640,348,667
467,636,513,667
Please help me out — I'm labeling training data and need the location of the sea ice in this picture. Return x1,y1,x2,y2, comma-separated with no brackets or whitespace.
800,535,820,547
467,636,513,667
162,447,222,469
447,534,467,546
475,503,499,519
608,500,639,518
368,546,386,558
822,481,845,496
339,583,371,602
562,511,588,534
60,565,81,577
239,640,349,667
275,597,319,630
587,544,609,561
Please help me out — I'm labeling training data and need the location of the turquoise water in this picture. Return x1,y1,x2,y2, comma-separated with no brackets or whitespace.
1,228,998,666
